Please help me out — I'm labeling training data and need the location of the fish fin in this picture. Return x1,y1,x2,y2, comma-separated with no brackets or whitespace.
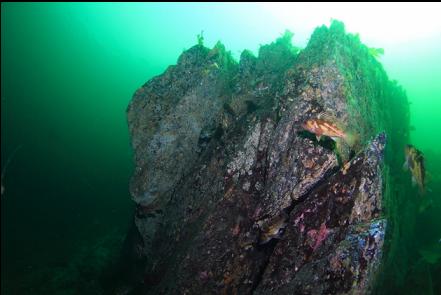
259,234,271,245
411,176,417,186
316,135,322,141
317,111,338,122
274,230,284,240
344,131,359,149
335,138,350,165
318,111,347,130
402,160,409,171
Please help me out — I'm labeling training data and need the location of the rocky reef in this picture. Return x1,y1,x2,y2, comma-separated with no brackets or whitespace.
121,21,409,294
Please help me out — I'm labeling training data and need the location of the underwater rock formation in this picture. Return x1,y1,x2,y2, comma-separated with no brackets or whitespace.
124,21,409,294
254,133,386,294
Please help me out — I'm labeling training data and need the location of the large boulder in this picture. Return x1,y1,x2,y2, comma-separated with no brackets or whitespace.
123,21,409,294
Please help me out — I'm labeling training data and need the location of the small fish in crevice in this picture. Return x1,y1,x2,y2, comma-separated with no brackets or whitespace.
257,212,288,245
403,144,426,194
301,112,358,163
301,113,357,147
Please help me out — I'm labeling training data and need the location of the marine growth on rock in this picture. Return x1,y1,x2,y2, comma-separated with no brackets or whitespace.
121,20,410,295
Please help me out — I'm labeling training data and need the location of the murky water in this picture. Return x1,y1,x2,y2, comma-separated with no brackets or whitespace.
1,3,440,294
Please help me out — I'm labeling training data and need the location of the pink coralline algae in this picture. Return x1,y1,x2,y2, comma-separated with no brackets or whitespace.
307,222,330,251
294,209,312,233
199,271,209,282
294,213,306,233
232,223,241,236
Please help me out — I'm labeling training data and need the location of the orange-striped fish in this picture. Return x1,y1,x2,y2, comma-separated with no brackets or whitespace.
404,144,425,194
302,118,347,142
301,114,359,164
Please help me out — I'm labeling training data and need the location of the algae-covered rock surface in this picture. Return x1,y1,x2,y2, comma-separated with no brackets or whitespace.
122,21,409,294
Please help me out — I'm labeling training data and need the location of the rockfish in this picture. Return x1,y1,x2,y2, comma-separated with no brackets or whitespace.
302,115,357,148
258,213,288,245
403,144,425,194
302,118,346,142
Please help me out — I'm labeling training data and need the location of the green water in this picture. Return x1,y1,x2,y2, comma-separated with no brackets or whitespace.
1,3,440,294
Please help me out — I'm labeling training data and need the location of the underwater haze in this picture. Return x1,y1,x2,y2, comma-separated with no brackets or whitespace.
1,3,441,294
